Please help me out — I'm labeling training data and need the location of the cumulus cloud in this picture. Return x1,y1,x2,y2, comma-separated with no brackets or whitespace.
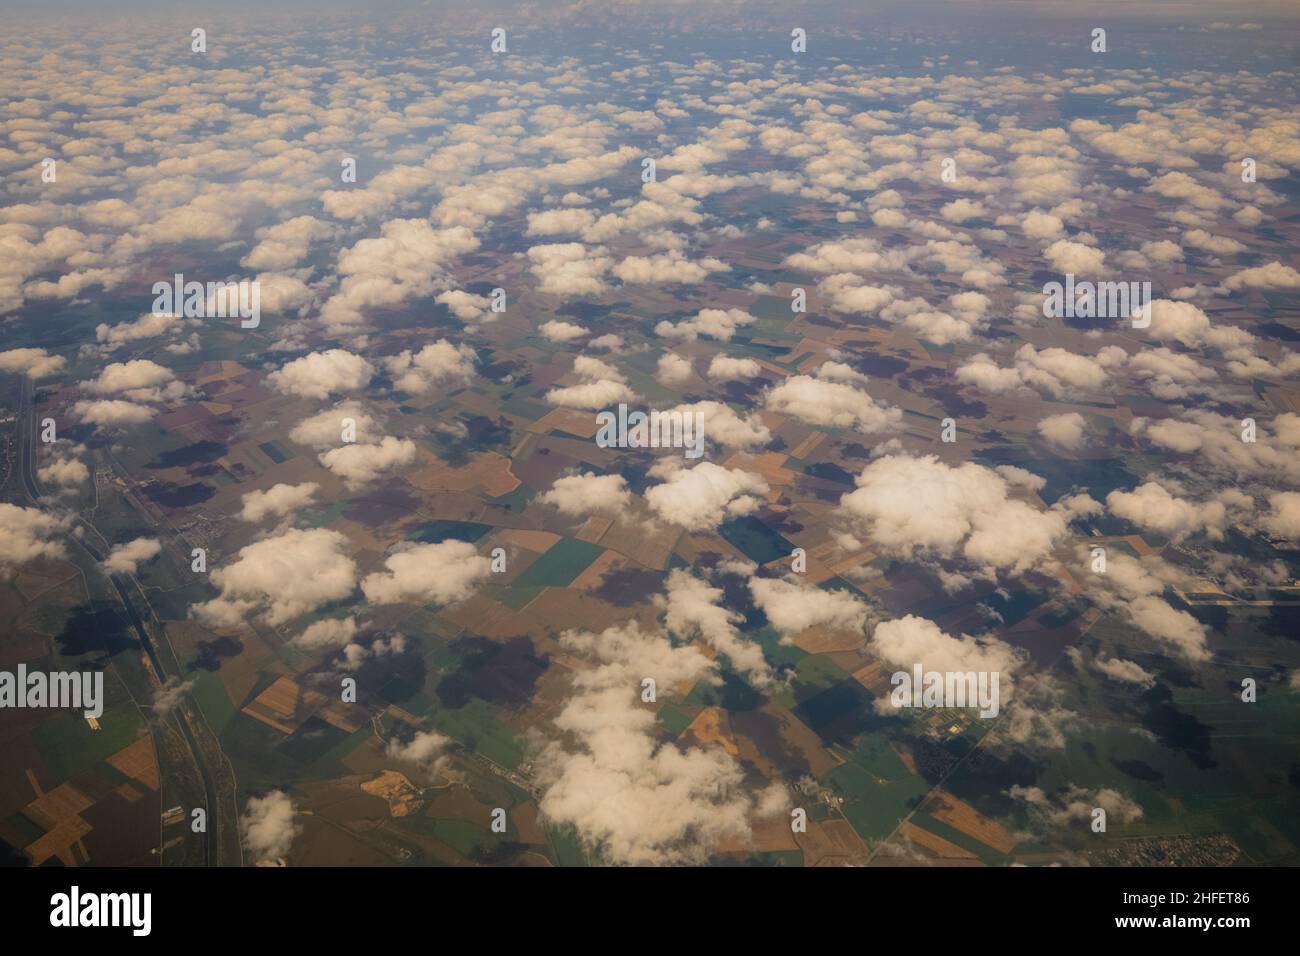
1128,347,1218,400
1009,784,1142,829
1105,481,1244,542
0,347,65,379
94,312,189,350
669,400,770,451
436,290,494,325
1074,651,1156,689
1043,239,1105,275
535,621,781,864
240,791,300,864
1080,550,1210,663
765,368,901,434
539,320,589,343
1037,412,1087,450
541,473,633,517
527,243,611,297
319,220,479,332
749,576,869,641
645,461,768,530
292,617,360,651
544,354,636,410
72,398,156,429
840,455,1083,577
102,536,161,574
940,198,986,223
1220,261,1300,292
1260,491,1300,542
819,275,900,316
957,344,1122,398
239,482,320,523
1146,300,1255,356
527,207,597,237
193,528,358,628
871,614,1022,703
655,353,693,386
660,570,771,684
655,308,754,342
383,340,476,395
288,401,380,447
83,360,185,404
241,215,336,271
0,504,70,574
361,540,492,605
1129,410,1299,482
318,437,417,488
1021,209,1065,240
386,730,453,776
268,349,374,400
707,355,761,382
545,378,636,410
38,449,89,491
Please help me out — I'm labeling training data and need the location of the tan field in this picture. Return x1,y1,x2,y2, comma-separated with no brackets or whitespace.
929,790,1017,854
106,737,160,791
406,449,521,496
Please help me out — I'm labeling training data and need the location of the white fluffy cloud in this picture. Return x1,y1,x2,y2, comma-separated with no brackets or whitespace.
535,621,783,864
1086,654,1157,688
940,198,986,223
655,308,754,342
1260,492,1300,542
386,730,453,776
269,349,374,400
288,401,380,447
544,355,636,410
707,354,762,382
319,220,479,332
539,319,589,343
1037,412,1087,450
655,353,693,386
871,615,1022,696
0,347,65,379
292,617,359,650
670,400,771,451
72,398,156,429
1146,300,1255,356
1010,784,1142,828
749,576,869,640
645,462,768,530
38,451,89,491
194,528,358,627
1080,550,1210,663
541,473,632,517
1043,239,1105,275
84,359,179,401
240,791,300,864
0,504,70,573
661,570,770,684
239,482,320,523
436,290,494,325
383,340,476,395
957,344,1122,398
318,436,417,488
765,369,900,434
840,455,1083,576
102,537,161,574
527,243,611,297
1105,481,1243,542
361,540,492,605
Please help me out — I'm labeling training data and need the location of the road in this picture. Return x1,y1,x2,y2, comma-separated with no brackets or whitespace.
17,379,234,865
